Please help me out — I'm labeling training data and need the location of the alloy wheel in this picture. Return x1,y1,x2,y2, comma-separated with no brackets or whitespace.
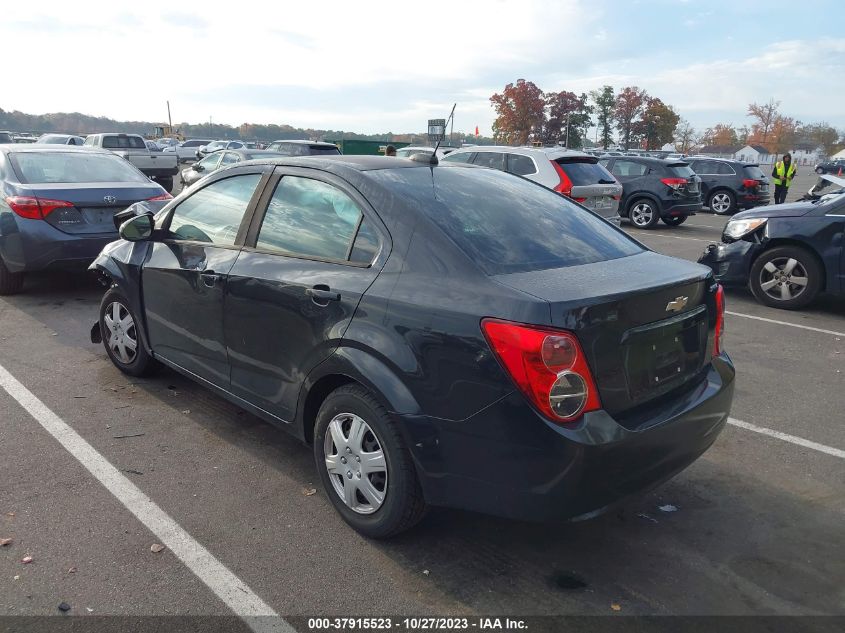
710,193,732,214
758,257,809,302
323,413,388,514
630,203,654,227
104,301,138,364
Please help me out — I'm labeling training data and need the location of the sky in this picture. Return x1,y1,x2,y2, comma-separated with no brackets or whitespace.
3,0,843,138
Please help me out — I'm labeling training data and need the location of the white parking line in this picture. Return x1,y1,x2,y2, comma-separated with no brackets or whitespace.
726,311,845,338
0,363,293,633
728,418,845,460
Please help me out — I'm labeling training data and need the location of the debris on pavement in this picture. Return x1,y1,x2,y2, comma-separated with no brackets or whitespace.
637,513,659,524
150,543,165,553
67,567,77,574
112,432,145,439
302,487,317,496
87,608,93,613
58,602,71,612
13,575,20,581
611,603,622,611
658,504,679,513
422,569,430,576
21,555,33,564
182,409,191,415
123,469,144,476
0,537,12,546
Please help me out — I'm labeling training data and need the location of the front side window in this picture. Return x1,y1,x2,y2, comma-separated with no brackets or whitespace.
167,174,261,245
256,176,367,262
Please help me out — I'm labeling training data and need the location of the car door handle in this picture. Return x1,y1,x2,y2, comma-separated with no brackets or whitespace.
200,270,222,287
306,286,341,304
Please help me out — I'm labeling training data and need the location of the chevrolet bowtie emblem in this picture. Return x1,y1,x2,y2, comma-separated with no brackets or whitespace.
665,296,688,312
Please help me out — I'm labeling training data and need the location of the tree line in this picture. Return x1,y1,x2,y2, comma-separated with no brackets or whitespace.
490,81,844,156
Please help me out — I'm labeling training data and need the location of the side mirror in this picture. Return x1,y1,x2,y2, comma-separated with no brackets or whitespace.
119,213,154,242
192,163,203,172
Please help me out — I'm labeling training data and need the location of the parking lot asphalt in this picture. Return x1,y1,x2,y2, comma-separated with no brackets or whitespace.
1,170,843,624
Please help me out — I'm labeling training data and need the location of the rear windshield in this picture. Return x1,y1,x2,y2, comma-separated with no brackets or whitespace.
743,165,765,179
307,145,341,155
37,135,68,144
396,148,432,158
10,151,150,184
556,159,617,185
0,133,13,143
667,163,694,178
102,135,146,149
243,152,285,161
368,166,642,275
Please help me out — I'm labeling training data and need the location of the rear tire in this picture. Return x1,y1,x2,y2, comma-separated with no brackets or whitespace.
708,190,735,215
314,384,427,538
749,246,821,310
628,199,660,229
0,258,24,295
815,167,824,175
662,216,687,226
99,288,159,376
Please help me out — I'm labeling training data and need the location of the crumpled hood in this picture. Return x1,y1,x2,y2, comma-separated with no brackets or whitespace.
732,201,815,220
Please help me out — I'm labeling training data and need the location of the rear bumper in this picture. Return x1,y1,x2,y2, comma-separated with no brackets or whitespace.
662,200,701,217
401,357,735,522
697,240,759,286
0,216,117,273
738,193,770,209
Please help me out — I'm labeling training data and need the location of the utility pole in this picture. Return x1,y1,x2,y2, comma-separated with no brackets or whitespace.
565,113,571,149
167,101,172,130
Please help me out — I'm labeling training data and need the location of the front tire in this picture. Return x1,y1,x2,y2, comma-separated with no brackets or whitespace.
749,246,821,310
99,289,159,376
815,167,824,175
708,190,735,215
662,215,687,226
314,384,427,538
0,258,24,295
628,199,660,229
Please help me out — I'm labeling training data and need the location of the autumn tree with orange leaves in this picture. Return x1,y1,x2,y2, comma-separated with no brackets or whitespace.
490,79,546,145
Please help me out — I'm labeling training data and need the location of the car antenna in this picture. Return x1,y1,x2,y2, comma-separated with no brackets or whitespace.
411,103,456,166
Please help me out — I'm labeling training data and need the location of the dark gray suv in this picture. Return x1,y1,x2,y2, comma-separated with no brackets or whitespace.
685,157,770,215
599,156,702,228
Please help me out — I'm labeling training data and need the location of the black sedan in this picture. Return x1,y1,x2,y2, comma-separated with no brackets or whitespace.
0,146,170,294
814,158,845,175
91,156,734,537
699,174,845,309
179,149,285,189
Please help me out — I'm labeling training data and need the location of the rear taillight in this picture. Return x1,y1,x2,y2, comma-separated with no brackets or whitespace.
660,178,687,190
148,193,173,201
5,196,73,220
742,179,759,189
713,285,725,357
551,161,573,196
481,319,601,423
573,197,587,203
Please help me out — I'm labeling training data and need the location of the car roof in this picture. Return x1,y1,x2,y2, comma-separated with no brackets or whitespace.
0,144,112,155
602,155,688,165
236,155,432,173
450,145,592,160
269,139,338,146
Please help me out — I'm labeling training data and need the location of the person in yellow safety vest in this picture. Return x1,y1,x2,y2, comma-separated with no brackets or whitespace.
771,153,796,205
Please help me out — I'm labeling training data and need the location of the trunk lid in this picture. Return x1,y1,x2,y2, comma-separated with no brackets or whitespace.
25,182,163,235
493,251,715,418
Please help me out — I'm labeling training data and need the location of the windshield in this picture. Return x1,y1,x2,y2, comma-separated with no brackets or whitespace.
11,151,150,184
369,166,642,275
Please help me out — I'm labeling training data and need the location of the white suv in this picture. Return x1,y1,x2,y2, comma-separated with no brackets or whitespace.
443,146,622,220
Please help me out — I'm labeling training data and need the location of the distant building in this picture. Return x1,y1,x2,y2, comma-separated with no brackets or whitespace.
789,140,822,166
831,148,845,160
734,145,774,165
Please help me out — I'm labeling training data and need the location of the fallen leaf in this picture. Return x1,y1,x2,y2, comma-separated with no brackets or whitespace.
21,556,33,564
611,603,621,612
58,602,71,612
13,575,19,581
302,488,317,496
422,569,430,576
87,608,93,613
68,567,78,574
0,537,12,546
150,543,165,553
7,512,15,518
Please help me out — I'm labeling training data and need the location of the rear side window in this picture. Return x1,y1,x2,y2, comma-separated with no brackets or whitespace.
472,152,505,170
167,174,261,245
102,136,146,149
667,164,695,178
350,218,380,264
369,167,642,274
611,160,648,177
743,165,765,180
557,159,615,185
507,154,536,176
256,176,365,262
443,152,473,163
